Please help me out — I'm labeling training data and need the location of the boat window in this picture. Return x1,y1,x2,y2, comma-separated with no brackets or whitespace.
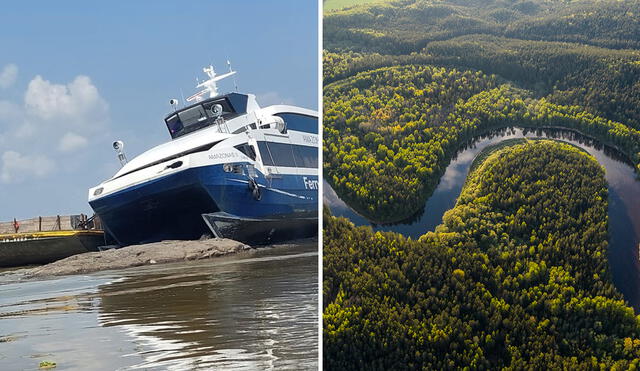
179,105,207,124
292,145,318,168
256,141,317,168
234,144,257,161
256,141,300,167
165,96,247,139
266,142,297,167
226,93,248,113
275,113,318,134
166,114,183,136
257,142,274,166
175,105,208,136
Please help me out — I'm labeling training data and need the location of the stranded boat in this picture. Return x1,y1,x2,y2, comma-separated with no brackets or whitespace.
88,65,318,246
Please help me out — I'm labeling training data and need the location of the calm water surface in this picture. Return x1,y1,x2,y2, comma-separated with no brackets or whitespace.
0,242,318,370
325,127,640,311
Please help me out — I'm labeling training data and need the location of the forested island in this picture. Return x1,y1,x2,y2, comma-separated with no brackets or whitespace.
323,0,640,368
324,140,640,368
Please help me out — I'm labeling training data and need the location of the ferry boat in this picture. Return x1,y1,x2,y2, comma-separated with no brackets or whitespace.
88,65,318,246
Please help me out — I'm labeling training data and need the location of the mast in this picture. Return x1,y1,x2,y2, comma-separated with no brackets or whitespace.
186,65,237,103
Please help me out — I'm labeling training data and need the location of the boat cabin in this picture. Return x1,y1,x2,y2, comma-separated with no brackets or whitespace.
164,93,251,139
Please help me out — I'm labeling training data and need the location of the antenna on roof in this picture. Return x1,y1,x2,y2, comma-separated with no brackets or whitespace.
186,64,237,103
227,59,238,92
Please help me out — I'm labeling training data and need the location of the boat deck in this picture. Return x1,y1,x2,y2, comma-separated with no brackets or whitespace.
0,215,106,267
0,230,104,243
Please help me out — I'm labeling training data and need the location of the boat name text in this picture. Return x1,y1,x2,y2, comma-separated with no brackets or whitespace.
209,152,239,160
303,177,318,190
302,135,318,145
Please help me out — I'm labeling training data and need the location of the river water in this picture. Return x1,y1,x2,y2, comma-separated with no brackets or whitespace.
0,242,318,370
324,127,640,311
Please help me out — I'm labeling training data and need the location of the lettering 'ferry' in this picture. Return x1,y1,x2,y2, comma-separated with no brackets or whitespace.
88,65,317,245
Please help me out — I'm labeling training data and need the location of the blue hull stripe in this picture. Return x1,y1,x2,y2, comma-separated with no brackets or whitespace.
89,163,318,246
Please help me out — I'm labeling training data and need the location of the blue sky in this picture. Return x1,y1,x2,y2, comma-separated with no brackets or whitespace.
0,1,318,220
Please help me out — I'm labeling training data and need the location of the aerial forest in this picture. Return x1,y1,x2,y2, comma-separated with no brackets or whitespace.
324,0,640,222
324,141,640,369
323,0,640,368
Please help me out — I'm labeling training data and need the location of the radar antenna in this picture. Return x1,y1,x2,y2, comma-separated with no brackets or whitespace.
227,60,238,92
186,64,236,103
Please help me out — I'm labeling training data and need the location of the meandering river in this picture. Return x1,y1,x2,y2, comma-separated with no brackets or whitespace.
324,127,640,311
0,242,318,370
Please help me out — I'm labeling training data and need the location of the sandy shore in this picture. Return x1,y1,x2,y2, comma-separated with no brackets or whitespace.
28,238,250,277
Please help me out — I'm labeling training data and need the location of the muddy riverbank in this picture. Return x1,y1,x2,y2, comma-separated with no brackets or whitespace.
0,240,318,369
28,238,252,277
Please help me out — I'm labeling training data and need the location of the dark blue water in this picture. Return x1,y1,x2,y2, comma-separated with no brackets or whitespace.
324,127,640,310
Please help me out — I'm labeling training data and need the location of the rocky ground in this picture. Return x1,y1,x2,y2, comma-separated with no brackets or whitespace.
28,238,251,277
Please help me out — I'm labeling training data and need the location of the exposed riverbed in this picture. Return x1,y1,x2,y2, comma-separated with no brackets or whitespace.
0,241,318,370
325,127,640,311
29,238,250,277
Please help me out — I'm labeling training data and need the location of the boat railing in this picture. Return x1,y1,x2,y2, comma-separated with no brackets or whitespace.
214,117,230,134
0,214,103,235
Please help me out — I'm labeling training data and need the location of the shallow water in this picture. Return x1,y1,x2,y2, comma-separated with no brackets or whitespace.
324,127,640,311
0,242,318,370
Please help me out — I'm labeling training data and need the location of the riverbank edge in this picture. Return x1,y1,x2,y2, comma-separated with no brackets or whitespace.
462,139,602,200
466,138,597,184
28,238,251,277
326,125,635,225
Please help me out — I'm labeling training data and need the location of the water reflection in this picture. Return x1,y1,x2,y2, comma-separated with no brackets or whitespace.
324,126,640,311
97,246,318,370
0,243,318,370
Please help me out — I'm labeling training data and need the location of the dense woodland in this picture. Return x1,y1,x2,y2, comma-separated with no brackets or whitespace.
324,141,640,369
323,0,640,368
324,0,640,222
324,0,640,53
325,64,640,221
325,35,640,131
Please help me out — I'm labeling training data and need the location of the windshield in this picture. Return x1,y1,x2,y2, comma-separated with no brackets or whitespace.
165,97,238,139
178,105,208,133
166,114,182,136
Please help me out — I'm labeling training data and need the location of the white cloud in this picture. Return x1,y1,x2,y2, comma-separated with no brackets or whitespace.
257,91,295,106
0,64,18,89
58,132,88,152
0,100,23,137
0,73,110,185
0,100,23,149
1,150,55,183
14,121,35,139
24,75,108,124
